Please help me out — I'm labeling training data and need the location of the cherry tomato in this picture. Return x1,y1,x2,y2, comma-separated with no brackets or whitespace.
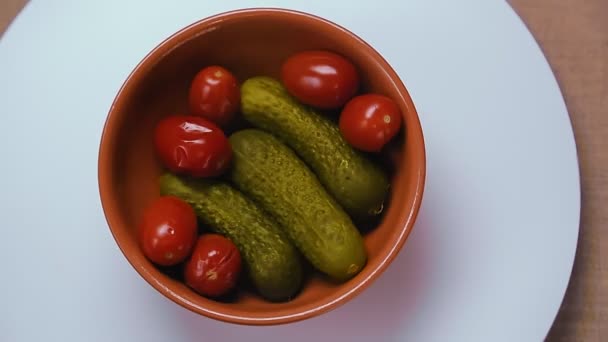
138,196,198,266
281,50,359,109
154,115,232,178
184,234,242,298
339,94,403,152
188,66,240,127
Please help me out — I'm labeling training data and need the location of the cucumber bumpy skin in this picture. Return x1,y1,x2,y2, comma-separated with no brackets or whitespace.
229,129,367,282
240,76,390,218
159,173,303,302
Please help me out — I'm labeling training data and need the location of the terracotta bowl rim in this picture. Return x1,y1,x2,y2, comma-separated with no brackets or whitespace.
98,7,426,326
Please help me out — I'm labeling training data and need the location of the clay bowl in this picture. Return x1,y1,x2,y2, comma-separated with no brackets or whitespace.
98,7,425,326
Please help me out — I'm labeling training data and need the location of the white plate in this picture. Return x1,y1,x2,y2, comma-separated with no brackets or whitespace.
0,1,580,341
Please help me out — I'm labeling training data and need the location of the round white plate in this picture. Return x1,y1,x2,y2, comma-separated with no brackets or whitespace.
0,1,580,341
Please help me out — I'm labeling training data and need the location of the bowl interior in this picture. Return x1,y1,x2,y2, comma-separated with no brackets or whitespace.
101,9,424,324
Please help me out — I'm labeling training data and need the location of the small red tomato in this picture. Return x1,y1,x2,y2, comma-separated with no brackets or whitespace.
138,196,198,266
339,94,403,152
281,50,359,109
154,115,232,178
188,66,240,127
184,234,242,298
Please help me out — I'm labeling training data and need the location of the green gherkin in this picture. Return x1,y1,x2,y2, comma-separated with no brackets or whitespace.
240,76,390,218
229,129,367,281
159,173,303,302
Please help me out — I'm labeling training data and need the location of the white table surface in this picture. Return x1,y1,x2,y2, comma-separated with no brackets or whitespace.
0,1,580,341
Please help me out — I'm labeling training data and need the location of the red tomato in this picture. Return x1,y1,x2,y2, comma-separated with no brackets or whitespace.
339,94,403,152
281,50,359,109
188,66,240,127
184,234,242,297
138,196,198,266
154,115,232,178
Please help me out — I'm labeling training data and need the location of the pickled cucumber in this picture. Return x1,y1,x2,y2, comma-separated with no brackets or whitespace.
159,173,303,301
240,76,389,218
229,129,367,281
